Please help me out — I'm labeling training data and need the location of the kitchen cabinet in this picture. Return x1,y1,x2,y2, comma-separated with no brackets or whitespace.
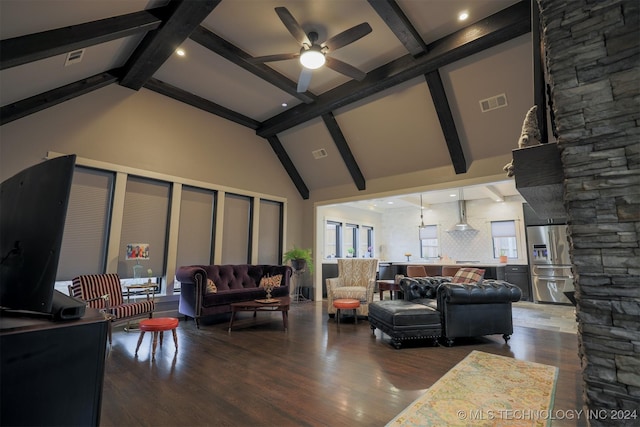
523,203,566,226
505,264,531,302
321,263,339,298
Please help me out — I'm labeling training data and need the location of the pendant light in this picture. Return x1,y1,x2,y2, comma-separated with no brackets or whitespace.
418,194,429,239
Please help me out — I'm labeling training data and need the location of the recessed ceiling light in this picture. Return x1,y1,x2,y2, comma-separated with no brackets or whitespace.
450,193,457,197
282,102,288,107
458,11,469,21
176,48,185,57
387,201,394,205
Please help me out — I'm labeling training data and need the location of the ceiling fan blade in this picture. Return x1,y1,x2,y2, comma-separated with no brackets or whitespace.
297,68,313,93
322,22,372,51
275,7,310,46
325,57,367,81
247,53,300,63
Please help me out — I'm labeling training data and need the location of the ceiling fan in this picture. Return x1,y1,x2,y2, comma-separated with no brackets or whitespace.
249,7,372,93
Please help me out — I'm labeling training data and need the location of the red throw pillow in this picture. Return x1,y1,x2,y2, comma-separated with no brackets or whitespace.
451,268,485,284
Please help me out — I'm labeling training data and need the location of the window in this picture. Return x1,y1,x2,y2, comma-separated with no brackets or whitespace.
492,220,518,259
325,221,341,258
257,199,283,265
221,193,252,264
57,167,114,280
176,186,216,268
118,176,171,282
344,223,358,257
360,226,374,258
419,225,439,259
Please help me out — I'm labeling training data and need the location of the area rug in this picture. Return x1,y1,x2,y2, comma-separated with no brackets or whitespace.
387,351,558,427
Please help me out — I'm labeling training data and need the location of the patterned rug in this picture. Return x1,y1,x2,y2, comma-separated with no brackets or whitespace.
387,351,558,427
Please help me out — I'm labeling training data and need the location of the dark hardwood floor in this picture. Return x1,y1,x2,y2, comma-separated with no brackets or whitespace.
100,301,585,427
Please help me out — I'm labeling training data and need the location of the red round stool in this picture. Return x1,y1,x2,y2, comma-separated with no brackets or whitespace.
333,298,361,327
135,317,179,359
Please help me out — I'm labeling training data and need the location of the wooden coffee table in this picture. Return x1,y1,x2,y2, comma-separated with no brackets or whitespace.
377,279,404,300
228,296,290,332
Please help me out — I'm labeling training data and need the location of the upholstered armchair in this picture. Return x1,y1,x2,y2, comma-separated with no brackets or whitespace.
69,273,155,344
326,258,378,318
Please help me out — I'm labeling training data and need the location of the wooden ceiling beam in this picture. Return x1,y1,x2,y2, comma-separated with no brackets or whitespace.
366,0,428,56
322,113,366,191
369,0,467,173
144,78,260,129
0,70,120,126
120,0,221,90
189,26,317,104
257,1,530,138
424,71,466,174
266,136,310,200
0,10,161,71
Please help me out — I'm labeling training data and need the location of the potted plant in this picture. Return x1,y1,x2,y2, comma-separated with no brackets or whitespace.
283,246,314,273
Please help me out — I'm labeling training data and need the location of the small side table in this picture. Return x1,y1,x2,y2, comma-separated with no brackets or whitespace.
123,282,157,331
377,279,403,301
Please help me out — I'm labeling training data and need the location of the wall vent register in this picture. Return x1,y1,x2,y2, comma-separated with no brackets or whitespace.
479,93,508,112
312,148,328,159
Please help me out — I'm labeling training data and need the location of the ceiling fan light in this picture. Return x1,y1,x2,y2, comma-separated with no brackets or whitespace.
300,48,325,69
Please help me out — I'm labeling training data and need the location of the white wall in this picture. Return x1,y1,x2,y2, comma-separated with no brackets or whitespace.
0,85,307,276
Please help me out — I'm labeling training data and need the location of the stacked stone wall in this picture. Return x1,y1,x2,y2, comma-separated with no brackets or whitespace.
536,0,639,425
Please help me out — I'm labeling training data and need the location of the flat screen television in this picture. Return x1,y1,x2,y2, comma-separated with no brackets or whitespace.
0,154,77,316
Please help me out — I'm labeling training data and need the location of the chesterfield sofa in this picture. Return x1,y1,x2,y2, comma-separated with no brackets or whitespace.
176,264,292,328
369,276,521,348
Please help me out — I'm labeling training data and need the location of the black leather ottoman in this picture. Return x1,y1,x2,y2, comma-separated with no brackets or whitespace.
369,300,441,349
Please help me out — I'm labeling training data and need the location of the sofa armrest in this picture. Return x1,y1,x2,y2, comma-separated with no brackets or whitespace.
326,277,343,306
176,265,207,294
438,280,522,305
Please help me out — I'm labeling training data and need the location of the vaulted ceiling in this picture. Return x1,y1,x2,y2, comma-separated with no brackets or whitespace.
0,0,542,201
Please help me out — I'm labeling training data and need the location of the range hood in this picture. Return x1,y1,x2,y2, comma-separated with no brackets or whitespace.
448,199,478,232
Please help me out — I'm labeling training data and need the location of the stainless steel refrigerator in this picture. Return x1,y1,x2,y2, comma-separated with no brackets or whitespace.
526,224,574,304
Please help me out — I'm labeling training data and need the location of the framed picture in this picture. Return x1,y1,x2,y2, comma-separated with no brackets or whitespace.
125,243,149,260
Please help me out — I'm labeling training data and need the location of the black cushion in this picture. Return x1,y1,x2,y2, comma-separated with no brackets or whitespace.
369,300,440,327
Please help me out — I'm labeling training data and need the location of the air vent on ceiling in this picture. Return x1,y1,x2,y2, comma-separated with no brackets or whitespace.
479,93,508,112
312,148,328,159
64,49,85,66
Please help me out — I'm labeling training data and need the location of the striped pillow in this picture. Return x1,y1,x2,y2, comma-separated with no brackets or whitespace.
451,268,485,284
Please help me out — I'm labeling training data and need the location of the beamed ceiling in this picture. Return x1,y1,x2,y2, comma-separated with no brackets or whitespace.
0,0,545,202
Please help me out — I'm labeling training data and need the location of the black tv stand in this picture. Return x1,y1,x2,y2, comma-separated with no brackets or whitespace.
1,307,108,426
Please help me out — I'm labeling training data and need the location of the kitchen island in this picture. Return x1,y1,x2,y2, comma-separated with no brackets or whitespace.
377,262,507,281
321,260,522,299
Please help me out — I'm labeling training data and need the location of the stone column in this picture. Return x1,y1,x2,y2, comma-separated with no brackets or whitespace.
536,0,639,424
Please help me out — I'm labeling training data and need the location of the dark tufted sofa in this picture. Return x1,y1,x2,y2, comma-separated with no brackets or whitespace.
369,277,521,348
176,264,292,328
